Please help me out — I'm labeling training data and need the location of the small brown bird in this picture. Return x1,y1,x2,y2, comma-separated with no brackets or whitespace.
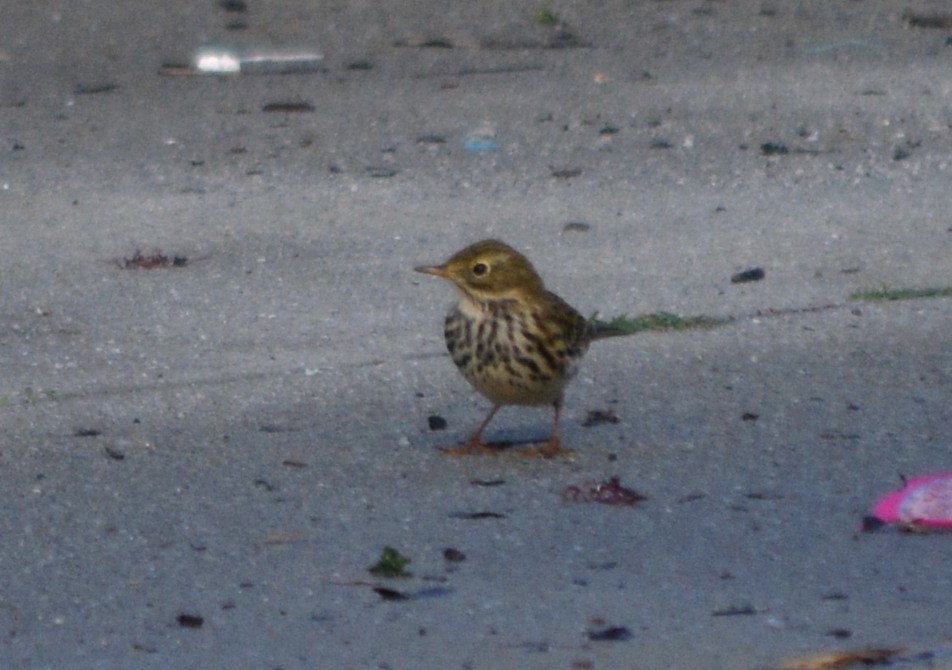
415,239,627,457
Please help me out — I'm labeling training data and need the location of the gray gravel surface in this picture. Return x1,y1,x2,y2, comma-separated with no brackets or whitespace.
1,2,951,669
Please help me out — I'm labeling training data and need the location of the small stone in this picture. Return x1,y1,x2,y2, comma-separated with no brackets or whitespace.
443,547,466,562
731,267,765,283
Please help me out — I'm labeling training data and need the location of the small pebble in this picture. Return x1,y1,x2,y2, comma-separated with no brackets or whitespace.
443,547,466,562
760,142,789,155
562,222,591,233
588,625,633,642
176,613,204,628
731,267,765,283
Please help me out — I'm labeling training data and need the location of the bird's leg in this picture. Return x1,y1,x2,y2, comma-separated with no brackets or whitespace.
439,405,502,455
526,399,573,458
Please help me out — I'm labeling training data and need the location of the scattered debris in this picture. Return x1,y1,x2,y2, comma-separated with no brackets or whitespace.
253,478,275,492
745,491,783,500
394,36,456,48
463,125,500,152
189,44,324,75
104,445,125,460
262,101,315,113
74,428,101,437
176,613,204,628
368,547,413,578
116,250,189,269
550,167,582,179
443,548,466,562
470,479,506,487
741,412,759,422
562,222,591,233
893,144,914,161
375,586,450,602
448,511,507,520
365,166,399,178
416,134,446,146
711,604,758,617
563,477,646,506
334,578,450,603
731,267,765,284
861,516,887,532
74,83,119,95
677,493,706,504
587,625,633,642
903,11,952,29
259,424,296,433
581,410,620,427
820,592,848,601
373,586,410,601
870,473,952,529
427,415,447,431
281,459,307,468
761,142,789,155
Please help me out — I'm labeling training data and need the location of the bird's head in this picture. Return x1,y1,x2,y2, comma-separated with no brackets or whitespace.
415,239,545,302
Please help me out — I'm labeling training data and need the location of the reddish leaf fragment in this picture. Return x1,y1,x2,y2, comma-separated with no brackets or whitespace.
563,477,646,506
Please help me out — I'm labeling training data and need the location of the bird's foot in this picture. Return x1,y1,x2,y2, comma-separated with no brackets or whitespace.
438,438,502,456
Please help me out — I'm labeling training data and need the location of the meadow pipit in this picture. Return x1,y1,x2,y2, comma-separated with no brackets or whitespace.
415,239,627,457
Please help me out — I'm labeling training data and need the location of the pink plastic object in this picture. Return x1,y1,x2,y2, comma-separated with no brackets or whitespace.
873,473,952,528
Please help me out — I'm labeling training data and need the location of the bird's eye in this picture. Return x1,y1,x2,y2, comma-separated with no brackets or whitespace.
472,262,488,276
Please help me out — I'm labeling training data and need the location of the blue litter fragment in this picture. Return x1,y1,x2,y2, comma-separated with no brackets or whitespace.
464,138,500,152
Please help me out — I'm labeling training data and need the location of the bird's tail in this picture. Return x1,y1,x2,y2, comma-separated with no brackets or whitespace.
585,317,636,341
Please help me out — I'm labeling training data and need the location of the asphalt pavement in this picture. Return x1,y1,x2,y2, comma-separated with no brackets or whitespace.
1,2,950,669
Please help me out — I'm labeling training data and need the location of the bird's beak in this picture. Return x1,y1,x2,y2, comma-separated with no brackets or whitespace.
414,263,448,278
